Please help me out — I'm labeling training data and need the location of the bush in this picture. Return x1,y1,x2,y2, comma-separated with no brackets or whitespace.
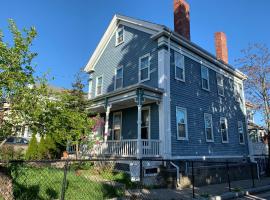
25,134,39,160
0,145,24,160
37,135,57,159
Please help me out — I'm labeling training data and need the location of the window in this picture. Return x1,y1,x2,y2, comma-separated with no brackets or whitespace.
115,26,124,45
139,54,150,82
216,74,224,96
234,82,243,104
88,77,93,99
115,66,123,90
141,107,150,140
95,76,103,96
176,107,188,140
174,51,185,81
204,113,214,142
238,121,245,144
220,117,228,143
113,112,122,140
201,66,210,90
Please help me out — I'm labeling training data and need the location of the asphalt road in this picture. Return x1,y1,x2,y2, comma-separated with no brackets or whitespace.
236,191,270,200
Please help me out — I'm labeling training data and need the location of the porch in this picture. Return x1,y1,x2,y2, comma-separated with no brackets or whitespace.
88,84,163,158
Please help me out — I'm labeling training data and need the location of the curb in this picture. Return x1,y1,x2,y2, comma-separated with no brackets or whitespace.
209,185,270,200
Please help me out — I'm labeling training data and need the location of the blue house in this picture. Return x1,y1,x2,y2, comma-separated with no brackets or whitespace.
84,0,250,163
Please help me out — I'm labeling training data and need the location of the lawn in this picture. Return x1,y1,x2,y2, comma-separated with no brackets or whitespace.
10,165,124,200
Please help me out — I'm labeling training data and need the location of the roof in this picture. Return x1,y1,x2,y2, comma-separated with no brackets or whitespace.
84,14,247,80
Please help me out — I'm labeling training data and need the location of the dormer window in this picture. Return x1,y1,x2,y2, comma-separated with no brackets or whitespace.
115,26,124,46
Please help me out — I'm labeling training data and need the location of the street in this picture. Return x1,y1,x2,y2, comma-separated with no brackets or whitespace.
237,191,270,200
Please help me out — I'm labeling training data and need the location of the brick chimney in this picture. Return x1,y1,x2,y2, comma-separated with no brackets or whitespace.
215,32,228,64
174,0,190,40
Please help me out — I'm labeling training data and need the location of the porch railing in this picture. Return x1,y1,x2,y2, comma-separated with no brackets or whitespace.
94,139,161,157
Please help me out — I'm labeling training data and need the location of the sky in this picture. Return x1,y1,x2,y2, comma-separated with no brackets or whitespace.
1,0,270,125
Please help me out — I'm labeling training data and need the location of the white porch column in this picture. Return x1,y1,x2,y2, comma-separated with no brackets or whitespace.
137,104,142,158
104,104,111,142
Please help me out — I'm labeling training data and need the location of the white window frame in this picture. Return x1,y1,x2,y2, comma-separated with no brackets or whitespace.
174,51,185,82
176,107,188,140
115,26,124,46
88,78,93,99
114,66,123,90
238,121,245,144
201,65,210,91
220,117,229,143
112,112,122,141
204,113,214,142
139,53,151,82
216,73,224,96
95,75,103,96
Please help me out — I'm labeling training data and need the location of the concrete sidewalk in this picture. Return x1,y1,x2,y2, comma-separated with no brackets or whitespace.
125,177,270,200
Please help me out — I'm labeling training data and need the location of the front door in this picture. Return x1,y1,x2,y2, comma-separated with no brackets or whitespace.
141,107,150,140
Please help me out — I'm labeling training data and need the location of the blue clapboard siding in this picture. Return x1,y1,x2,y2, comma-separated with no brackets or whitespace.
170,49,249,157
107,103,159,140
91,25,159,97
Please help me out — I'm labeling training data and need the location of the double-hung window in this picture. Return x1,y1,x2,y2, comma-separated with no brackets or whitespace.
113,112,122,140
88,75,93,99
176,107,188,140
174,51,185,81
204,113,214,142
115,66,123,90
115,26,124,45
95,76,103,96
216,74,224,96
139,54,150,82
201,66,210,91
238,121,245,144
220,117,229,143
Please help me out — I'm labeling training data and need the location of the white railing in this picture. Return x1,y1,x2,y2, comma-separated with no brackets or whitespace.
252,142,269,155
94,139,160,157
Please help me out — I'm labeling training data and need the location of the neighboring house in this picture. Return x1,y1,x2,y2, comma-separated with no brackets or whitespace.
84,0,250,167
246,102,268,156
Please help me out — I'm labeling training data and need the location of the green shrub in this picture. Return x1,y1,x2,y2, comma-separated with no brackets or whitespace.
0,145,24,160
25,134,39,160
37,135,57,159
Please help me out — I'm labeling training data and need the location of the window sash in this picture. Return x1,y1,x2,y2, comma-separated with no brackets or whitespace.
204,114,214,142
96,76,103,96
238,121,245,144
116,27,124,45
88,79,93,99
139,54,150,82
176,107,188,140
217,74,224,96
201,66,209,90
220,118,228,143
174,52,185,81
115,67,123,89
113,112,122,140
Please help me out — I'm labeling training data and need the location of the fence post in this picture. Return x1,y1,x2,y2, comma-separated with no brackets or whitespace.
191,161,195,198
139,159,143,188
250,163,255,188
61,160,69,200
226,161,231,192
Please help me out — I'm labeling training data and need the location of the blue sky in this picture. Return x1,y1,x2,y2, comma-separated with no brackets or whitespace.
1,0,269,124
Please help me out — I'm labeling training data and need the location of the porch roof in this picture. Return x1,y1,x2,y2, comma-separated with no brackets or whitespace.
88,84,163,113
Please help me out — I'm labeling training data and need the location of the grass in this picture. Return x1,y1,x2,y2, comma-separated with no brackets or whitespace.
10,165,124,200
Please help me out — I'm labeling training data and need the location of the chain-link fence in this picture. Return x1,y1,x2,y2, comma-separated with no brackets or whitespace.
0,157,269,200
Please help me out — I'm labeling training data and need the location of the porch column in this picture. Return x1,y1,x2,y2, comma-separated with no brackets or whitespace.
104,104,111,142
136,88,144,159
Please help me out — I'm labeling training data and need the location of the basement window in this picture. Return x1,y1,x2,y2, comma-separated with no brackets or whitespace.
144,167,158,176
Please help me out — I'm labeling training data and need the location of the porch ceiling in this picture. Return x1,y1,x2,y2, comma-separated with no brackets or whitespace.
87,84,163,113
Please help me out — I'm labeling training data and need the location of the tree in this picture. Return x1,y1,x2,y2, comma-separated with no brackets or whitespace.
25,134,38,160
236,43,270,175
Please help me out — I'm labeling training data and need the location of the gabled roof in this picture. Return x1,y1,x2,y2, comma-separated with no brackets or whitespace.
84,14,247,80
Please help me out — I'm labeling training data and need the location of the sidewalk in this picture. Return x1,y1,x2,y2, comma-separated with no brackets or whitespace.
125,177,270,200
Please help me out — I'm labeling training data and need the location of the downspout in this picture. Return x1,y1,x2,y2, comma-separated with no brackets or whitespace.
170,161,180,187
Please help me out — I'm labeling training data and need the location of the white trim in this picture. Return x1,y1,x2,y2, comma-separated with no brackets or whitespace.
112,111,122,140
141,106,151,140
216,73,224,96
114,65,123,90
204,113,214,142
139,53,151,82
115,26,125,46
95,75,103,96
220,117,229,143
238,121,245,144
174,51,185,82
176,106,188,140
201,65,210,91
